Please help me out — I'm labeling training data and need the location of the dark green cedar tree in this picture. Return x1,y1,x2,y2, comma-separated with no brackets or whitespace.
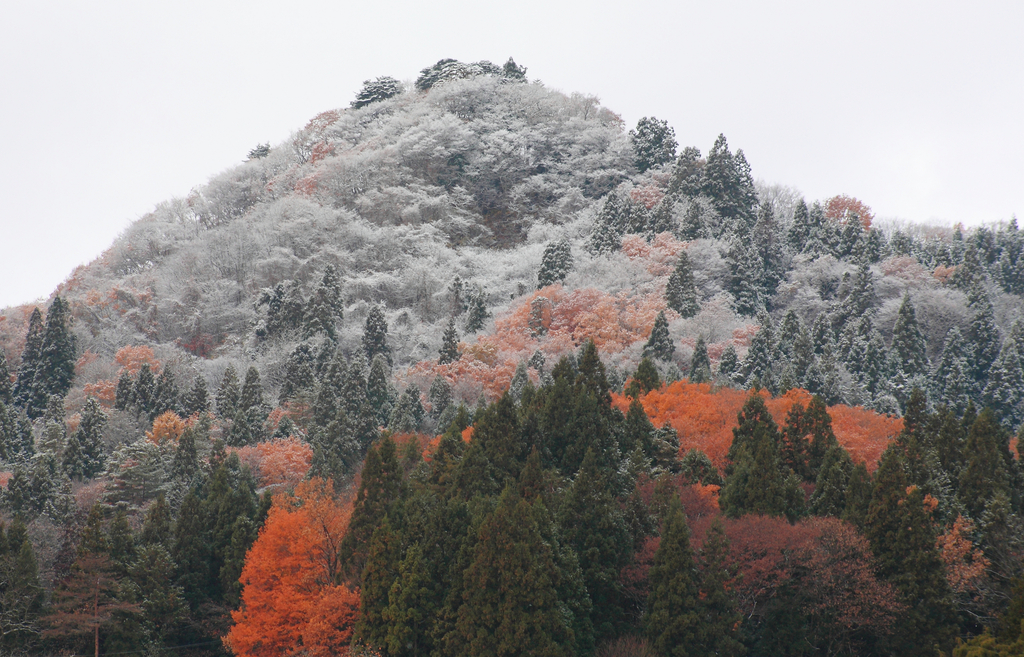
666,250,700,317
643,311,674,362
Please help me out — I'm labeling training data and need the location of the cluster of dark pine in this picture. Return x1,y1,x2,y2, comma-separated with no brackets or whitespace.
335,342,1024,656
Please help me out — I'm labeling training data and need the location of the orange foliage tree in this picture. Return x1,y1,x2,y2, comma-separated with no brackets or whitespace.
825,194,874,230
146,411,187,445
233,437,314,489
937,515,990,595
225,478,358,657
827,405,902,470
114,345,160,375
407,283,672,402
613,383,901,471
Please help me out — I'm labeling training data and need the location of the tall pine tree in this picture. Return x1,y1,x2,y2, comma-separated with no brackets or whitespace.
666,250,700,317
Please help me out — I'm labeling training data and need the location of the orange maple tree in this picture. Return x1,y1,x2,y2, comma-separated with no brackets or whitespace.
233,437,314,489
825,194,874,230
407,283,672,402
146,411,187,445
613,383,901,470
224,478,358,657
114,345,160,375
937,515,990,595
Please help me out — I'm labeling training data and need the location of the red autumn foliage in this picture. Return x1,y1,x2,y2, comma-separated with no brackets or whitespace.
720,515,902,643
225,478,358,657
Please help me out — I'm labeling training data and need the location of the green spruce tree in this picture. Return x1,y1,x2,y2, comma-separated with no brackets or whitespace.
689,335,712,384
642,311,674,362
666,250,700,317
538,238,573,288
644,496,702,656
438,317,460,364
363,305,393,367
12,308,44,414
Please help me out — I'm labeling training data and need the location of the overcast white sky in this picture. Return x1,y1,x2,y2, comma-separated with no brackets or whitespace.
1,1,1021,309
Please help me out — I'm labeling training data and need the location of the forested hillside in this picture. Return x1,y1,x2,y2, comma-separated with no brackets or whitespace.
0,57,1021,656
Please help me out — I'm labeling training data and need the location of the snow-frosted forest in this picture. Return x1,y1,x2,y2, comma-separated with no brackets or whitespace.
0,58,1021,656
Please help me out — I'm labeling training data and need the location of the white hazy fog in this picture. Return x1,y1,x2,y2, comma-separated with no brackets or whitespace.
1,0,1021,309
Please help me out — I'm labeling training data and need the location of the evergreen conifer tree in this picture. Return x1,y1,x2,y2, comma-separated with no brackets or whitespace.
463,287,490,332
958,409,1012,519
699,134,757,232
71,397,106,479
445,487,571,657
666,250,700,317
363,305,393,367
644,496,701,656
537,238,573,288
113,370,134,411
428,376,453,421
382,541,434,657
809,444,853,516
629,116,677,173
788,198,813,253
27,296,77,418
151,366,181,421
0,518,44,652
278,342,315,404
182,375,209,416
848,263,878,318
889,294,929,407
780,403,810,479
228,367,268,446
717,344,740,385
742,313,776,390
721,394,804,520
695,517,743,656
172,490,210,610
967,284,1001,383
367,353,395,426
933,327,973,415
438,317,460,364
132,363,156,419
0,350,12,406
389,386,424,434
841,461,873,530
560,447,631,641
865,445,956,653
804,395,839,477
588,193,628,254
689,335,712,383
171,415,204,483
727,243,763,316
215,365,240,421
12,308,43,413
353,517,402,651
983,338,1024,429
777,310,802,360
303,265,344,339
642,311,674,362
340,436,404,579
